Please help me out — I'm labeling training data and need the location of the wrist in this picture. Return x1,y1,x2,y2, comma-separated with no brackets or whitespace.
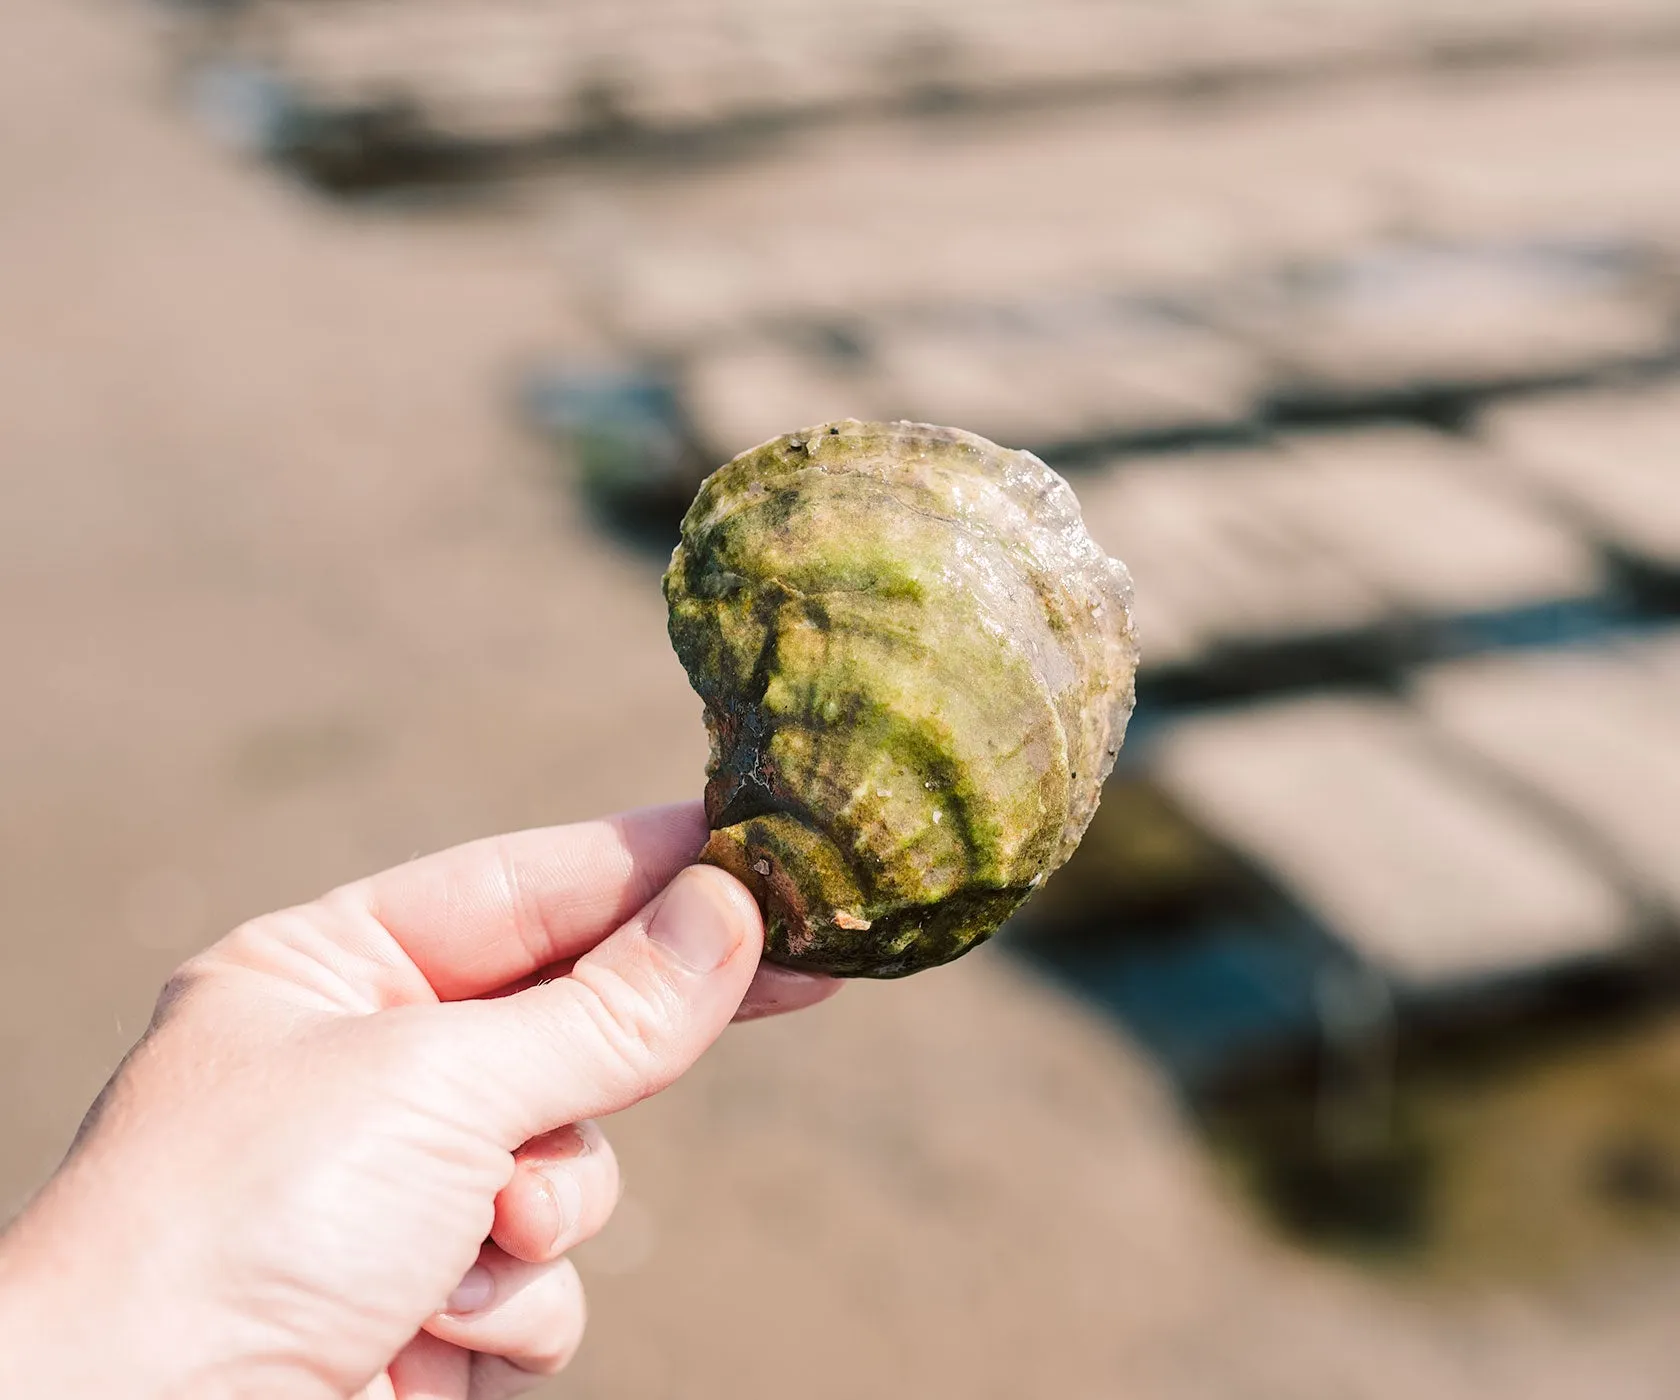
0,1180,323,1400
0,1197,116,1397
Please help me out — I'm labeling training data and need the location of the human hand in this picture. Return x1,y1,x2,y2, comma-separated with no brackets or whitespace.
0,803,838,1399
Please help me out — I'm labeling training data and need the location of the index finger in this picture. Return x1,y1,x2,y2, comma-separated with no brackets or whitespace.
333,802,710,1001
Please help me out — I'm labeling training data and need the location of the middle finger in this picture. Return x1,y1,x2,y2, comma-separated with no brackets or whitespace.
490,1121,619,1265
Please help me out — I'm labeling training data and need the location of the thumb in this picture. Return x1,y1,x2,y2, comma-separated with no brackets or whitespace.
436,864,766,1144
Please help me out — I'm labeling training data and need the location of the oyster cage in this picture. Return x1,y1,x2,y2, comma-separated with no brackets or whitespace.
165,0,1680,194
1002,623,1680,1263
526,235,1680,542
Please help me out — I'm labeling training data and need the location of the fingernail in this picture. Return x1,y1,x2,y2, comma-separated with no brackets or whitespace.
647,867,744,973
447,1264,495,1314
524,1163,577,1256
538,1174,566,1255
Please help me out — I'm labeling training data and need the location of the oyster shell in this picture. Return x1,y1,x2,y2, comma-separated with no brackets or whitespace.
664,420,1138,977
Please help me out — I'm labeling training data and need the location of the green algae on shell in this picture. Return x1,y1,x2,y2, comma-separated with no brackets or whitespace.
664,420,1139,977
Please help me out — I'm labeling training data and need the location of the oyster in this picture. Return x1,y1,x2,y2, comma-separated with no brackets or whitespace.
664,420,1138,977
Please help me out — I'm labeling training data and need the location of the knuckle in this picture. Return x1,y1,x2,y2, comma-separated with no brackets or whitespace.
592,1143,624,1221
151,962,206,1027
563,966,678,1101
592,1130,622,1199
523,1337,579,1377
569,1119,616,1178
491,835,562,972
526,1264,587,1374
566,1149,621,1247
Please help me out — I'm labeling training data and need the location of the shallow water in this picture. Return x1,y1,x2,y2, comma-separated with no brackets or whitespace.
1012,769,1680,1288
1207,1010,1680,1286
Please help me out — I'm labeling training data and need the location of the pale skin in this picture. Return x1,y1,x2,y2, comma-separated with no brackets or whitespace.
0,802,840,1398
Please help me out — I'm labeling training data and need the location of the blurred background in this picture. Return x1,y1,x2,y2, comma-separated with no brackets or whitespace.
6,0,1680,1394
